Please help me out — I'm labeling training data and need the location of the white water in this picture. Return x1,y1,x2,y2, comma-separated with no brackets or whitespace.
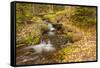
48,23,55,31
25,40,56,54
42,41,56,52
48,23,56,35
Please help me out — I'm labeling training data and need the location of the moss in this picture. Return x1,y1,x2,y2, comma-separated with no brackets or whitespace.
31,16,43,23
43,14,57,23
32,37,40,45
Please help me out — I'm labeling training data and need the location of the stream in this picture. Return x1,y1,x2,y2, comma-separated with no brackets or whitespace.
16,20,68,65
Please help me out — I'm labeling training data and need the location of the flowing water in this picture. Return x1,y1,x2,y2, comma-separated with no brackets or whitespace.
16,20,67,65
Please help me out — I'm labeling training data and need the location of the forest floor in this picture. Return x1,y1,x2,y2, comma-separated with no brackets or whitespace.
61,24,96,62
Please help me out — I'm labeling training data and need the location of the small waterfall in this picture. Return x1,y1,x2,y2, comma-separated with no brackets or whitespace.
48,23,55,31
23,40,56,55
43,40,56,52
32,40,55,54
47,23,55,35
43,19,56,32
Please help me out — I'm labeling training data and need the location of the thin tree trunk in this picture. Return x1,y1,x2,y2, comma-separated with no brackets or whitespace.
32,4,35,15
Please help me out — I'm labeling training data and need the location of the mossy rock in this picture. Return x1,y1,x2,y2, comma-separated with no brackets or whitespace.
48,35,68,49
66,32,82,43
53,24,63,30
